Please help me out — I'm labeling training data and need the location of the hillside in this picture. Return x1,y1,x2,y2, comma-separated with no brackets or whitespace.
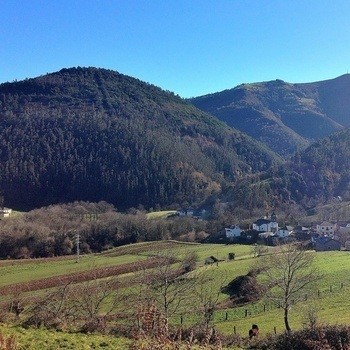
229,128,350,210
191,75,350,156
0,67,280,210
2,241,350,349
290,128,350,201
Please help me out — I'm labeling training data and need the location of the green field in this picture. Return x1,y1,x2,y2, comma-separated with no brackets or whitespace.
0,254,146,287
0,324,131,350
146,210,177,219
1,241,350,348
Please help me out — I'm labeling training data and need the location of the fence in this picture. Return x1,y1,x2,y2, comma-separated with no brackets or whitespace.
173,281,348,329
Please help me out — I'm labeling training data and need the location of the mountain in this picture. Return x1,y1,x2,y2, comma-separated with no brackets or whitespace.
0,67,280,211
229,128,350,211
191,75,350,156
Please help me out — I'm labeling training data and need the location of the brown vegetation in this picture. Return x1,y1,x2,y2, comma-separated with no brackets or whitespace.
221,269,265,305
253,325,350,350
0,333,17,350
131,302,224,350
0,201,206,259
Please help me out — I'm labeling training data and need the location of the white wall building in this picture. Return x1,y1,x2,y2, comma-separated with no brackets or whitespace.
276,226,291,238
316,221,336,236
225,225,242,238
0,208,12,218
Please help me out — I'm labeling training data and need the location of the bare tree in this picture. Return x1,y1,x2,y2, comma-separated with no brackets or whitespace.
24,282,76,328
139,250,197,324
261,243,320,332
24,272,125,332
251,243,268,258
70,275,125,332
194,270,227,328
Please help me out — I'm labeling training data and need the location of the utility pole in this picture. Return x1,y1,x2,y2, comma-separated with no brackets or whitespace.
74,212,98,263
76,231,80,263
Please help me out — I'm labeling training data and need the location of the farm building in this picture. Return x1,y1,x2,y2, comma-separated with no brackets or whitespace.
204,256,219,265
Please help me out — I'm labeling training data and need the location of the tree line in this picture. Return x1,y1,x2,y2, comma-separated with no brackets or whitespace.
0,201,207,259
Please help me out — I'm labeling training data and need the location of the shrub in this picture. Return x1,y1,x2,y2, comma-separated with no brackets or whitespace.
0,333,17,350
258,325,350,350
222,268,265,304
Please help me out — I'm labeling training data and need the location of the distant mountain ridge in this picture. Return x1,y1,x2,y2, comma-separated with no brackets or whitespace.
0,67,280,210
191,74,350,156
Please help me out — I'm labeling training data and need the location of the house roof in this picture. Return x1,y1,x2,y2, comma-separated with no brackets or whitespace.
316,236,330,244
319,221,334,227
205,256,219,262
254,219,272,226
0,207,12,212
338,222,350,228
293,225,309,231
315,237,341,245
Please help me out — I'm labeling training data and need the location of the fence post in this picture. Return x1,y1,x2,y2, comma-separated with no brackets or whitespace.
225,312,228,321
330,285,332,292
263,304,266,312
180,315,183,325
274,326,277,334
245,309,248,317
318,290,320,297
234,325,236,334
341,282,344,289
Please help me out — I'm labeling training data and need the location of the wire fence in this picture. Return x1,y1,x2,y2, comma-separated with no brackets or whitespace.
173,280,348,328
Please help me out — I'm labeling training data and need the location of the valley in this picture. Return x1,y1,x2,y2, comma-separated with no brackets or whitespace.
1,68,350,349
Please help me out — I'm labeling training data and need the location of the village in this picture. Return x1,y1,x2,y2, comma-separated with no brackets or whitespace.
223,212,350,252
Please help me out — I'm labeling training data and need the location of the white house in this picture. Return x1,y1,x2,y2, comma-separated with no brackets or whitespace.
276,226,291,238
225,225,242,238
177,208,194,217
0,208,12,218
253,218,278,233
316,221,336,236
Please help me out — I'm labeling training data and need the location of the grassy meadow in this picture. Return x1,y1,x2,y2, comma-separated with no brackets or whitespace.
0,323,131,350
1,240,350,348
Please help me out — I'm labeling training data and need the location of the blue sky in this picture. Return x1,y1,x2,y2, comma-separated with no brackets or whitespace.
1,0,350,97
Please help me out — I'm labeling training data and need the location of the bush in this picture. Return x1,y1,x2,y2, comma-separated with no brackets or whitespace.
222,268,265,304
0,333,17,350
257,325,350,350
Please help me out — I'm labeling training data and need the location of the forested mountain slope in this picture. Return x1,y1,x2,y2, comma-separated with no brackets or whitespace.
191,75,350,156
230,128,350,210
290,128,350,200
0,67,280,210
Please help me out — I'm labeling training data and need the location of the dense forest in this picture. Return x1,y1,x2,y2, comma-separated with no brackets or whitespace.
227,129,350,211
0,67,280,211
1,67,350,215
